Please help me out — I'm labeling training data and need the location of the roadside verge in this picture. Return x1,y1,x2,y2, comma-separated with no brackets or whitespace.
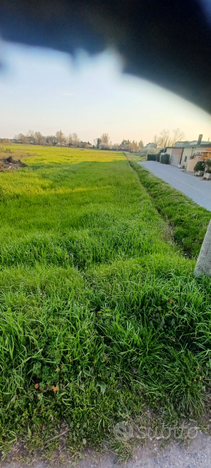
128,158,211,258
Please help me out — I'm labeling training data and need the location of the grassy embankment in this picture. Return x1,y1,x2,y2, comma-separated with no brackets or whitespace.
0,146,211,457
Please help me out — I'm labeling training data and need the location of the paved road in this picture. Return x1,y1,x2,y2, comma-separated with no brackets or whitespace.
138,161,211,212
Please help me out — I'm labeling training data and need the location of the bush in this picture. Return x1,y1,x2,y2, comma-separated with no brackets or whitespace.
194,160,205,172
160,153,170,164
147,153,157,161
205,159,211,174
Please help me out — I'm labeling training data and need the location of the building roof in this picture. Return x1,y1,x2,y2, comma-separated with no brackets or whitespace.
165,143,211,150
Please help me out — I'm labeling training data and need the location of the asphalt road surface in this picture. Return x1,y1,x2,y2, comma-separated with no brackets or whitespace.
138,162,211,211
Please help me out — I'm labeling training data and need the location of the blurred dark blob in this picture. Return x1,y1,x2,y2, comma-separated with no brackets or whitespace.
0,0,211,113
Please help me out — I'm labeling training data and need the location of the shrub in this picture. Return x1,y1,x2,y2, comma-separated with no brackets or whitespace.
205,159,211,174
147,153,157,161
194,160,205,172
160,153,170,164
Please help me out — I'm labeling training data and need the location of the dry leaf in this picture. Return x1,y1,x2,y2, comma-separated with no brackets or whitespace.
52,385,58,392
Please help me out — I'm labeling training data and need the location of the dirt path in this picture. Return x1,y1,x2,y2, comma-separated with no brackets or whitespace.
139,162,211,211
2,433,211,468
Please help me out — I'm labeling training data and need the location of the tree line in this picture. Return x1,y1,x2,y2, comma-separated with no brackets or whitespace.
1,127,186,152
9,131,145,151
13,130,90,148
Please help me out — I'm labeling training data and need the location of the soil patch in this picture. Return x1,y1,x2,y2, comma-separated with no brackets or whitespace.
0,156,27,172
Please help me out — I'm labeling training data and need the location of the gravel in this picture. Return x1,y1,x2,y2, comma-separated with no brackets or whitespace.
2,433,211,468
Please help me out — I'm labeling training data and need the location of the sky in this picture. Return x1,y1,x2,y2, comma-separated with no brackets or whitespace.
0,40,211,145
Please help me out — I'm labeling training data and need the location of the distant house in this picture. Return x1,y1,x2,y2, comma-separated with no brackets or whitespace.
162,136,211,171
162,146,185,166
145,143,157,150
99,144,111,150
181,144,211,171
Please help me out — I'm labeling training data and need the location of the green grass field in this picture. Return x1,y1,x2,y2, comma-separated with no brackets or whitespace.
0,146,211,457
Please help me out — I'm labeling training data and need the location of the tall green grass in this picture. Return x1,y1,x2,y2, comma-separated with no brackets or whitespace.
0,146,211,455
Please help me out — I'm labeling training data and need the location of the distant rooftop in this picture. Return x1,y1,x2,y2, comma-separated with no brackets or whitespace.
175,141,193,147
166,141,211,149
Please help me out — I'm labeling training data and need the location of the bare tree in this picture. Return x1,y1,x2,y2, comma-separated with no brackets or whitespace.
127,140,138,151
154,129,172,148
27,130,36,144
16,133,28,144
55,130,66,146
101,133,110,145
171,128,185,146
154,128,185,148
72,133,79,147
68,134,73,146
35,131,46,145
120,139,131,150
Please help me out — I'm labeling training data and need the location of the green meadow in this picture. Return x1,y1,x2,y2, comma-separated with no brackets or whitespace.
0,146,211,455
